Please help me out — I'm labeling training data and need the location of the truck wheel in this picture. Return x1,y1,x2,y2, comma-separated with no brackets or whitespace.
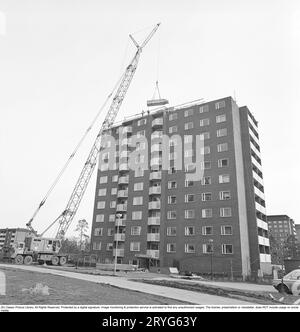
59,256,67,266
278,283,290,294
24,256,33,265
15,255,24,265
51,256,59,266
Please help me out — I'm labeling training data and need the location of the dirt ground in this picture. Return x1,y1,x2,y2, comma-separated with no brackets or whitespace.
0,267,189,305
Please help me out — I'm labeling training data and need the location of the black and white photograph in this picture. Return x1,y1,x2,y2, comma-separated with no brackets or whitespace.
0,0,300,316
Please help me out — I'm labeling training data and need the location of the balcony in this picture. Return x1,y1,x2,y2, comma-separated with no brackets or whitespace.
146,249,159,259
116,204,127,212
148,201,161,210
148,217,161,225
117,190,128,198
121,126,133,135
113,248,125,257
152,118,163,128
151,131,163,140
147,233,160,242
119,163,129,171
149,186,161,195
118,176,129,184
150,158,162,167
149,171,162,180
151,144,162,153
114,233,126,242
115,219,126,227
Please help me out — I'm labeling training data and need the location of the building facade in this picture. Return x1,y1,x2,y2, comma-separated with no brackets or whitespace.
295,224,300,243
0,228,29,250
90,96,271,278
267,215,296,243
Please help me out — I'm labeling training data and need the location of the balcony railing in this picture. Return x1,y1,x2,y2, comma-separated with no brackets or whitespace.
147,233,160,242
148,201,161,210
152,118,163,127
146,249,159,259
114,233,126,242
117,190,128,198
113,248,125,257
149,171,162,180
149,186,161,195
148,217,161,225
116,204,127,212
118,176,129,184
115,219,126,227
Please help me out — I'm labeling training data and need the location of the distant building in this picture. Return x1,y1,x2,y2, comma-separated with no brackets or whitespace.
0,228,29,250
267,215,296,243
90,96,271,278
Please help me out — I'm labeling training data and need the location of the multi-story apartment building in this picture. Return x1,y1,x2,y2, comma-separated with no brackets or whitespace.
295,224,300,243
0,228,29,250
90,96,271,278
267,215,296,243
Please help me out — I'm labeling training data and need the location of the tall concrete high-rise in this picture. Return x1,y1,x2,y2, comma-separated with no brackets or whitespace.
90,96,271,278
267,215,297,243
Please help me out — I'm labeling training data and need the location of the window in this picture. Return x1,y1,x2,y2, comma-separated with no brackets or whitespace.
106,243,113,251
167,211,177,219
199,105,209,113
202,193,212,201
109,214,115,222
185,210,195,219
202,208,212,218
167,227,177,236
185,194,195,203
221,225,233,235
107,228,114,236
130,242,140,252
184,122,194,130
94,228,103,236
203,243,213,254
132,211,142,220
168,167,177,174
134,182,144,191
136,130,145,138
216,114,226,123
185,244,195,253
110,201,116,208
217,128,227,137
185,179,194,187
168,196,177,204
219,191,231,200
98,188,107,196
137,118,147,126
220,207,232,217
167,243,176,253
218,158,229,168
136,142,146,150
112,175,118,182
185,164,195,172
97,201,106,209
131,226,141,236
222,244,233,254
93,242,101,250
200,146,210,155
169,126,178,134
169,113,178,121
215,100,225,109
168,181,177,189
199,132,210,140
184,109,194,117
184,135,193,144
201,176,211,185
217,143,228,152
200,118,210,127
99,176,108,184
202,226,213,235
111,188,117,195
133,196,143,205
95,214,104,223
201,161,211,170
185,226,195,236
169,139,178,147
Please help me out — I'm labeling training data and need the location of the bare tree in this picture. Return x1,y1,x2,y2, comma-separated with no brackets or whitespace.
75,219,89,251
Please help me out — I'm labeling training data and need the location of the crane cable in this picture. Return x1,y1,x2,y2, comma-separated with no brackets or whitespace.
26,70,126,229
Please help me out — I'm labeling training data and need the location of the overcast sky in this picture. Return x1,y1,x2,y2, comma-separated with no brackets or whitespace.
0,0,299,237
